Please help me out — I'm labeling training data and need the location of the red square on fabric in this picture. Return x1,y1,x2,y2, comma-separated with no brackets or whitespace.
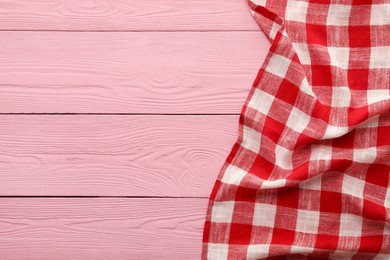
332,130,355,149
349,26,371,48
377,126,390,146
271,228,295,245
287,161,310,180
311,65,332,86
202,221,211,242
330,159,353,173
319,191,342,213
348,107,369,126
308,0,331,3
362,199,386,221
295,130,316,150
252,68,266,89
359,235,383,253
276,79,299,105
366,164,390,187
306,24,327,46
352,0,372,6
235,186,258,202
229,223,253,244
276,187,300,209
315,234,339,250
262,116,286,143
312,100,331,122
348,69,369,90
249,154,274,180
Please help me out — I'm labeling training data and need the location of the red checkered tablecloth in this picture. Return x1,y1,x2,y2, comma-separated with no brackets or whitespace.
202,0,390,258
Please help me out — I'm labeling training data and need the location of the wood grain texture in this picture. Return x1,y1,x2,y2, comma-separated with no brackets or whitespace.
0,198,207,259
0,2,266,257
0,31,269,114
0,0,259,31
0,115,237,196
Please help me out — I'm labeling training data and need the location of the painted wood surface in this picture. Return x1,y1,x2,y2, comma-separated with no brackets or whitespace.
0,115,238,197
0,31,268,114
0,0,267,258
0,0,259,31
0,198,207,259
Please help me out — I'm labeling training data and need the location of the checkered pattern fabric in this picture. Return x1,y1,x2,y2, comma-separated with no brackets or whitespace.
202,0,390,259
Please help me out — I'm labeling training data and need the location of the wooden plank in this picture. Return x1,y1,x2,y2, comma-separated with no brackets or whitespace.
0,115,237,197
0,0,259,31
0,31,269,114
0,198,207,259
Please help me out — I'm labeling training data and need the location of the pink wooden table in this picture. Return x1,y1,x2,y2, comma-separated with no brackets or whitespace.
0,0,269,258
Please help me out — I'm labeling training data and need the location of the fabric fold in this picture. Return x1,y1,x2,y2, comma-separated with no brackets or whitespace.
202,0,390,259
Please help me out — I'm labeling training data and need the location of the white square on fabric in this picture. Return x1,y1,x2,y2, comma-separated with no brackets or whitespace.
221,164,247,185
370,46,390,69
357,115,379,129
323,125,349,139
275,145,293,170
339,213,363,236
385,187,390,208
242,126,261,153
300,77,316,97
207,243,229,260
253,203,277,227
310,144,332,161
250,0,267,6
248,88,275,115
299,174,322,191
385,224,390,235
353,147,377,163
247,244,270,260
261,179,287,189
290,246,314,254
295,209,320,234
211,201,235,223
370,4,390,25
327,4,352,26
292,43,311,65
285,0,309,23
269,22,282,40
332,86,351,107
286,107,311,133
342,174,365,199
367,89,390,105
328,47,350,69
265,53,291,79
